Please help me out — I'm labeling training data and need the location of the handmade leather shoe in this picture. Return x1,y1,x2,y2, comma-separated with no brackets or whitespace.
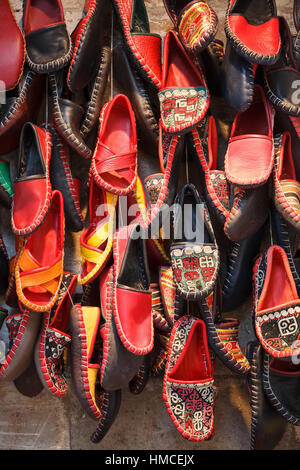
272,132,300,233
221,40,257,112
112,224,153,355
225,0,281,66
23,0,72,73
14,190,64,313
90,94,138,196
159,266,176,328
0,161,13,209
245,341,287,450
199,38,224,98
170,183,219,300
264,17,300,117
224,84,275,188
159,30,209,135
263,351,300,426
0,0,25,90
129,354,152,395
99,266,143,391
0,309,41,382
34,272,77,397
12,122,52,236
253,244,300,359
0,67,44,156
163,315,217,441
112,0,162,90
224,183,270,242
48,125,84,233
163,0,218,55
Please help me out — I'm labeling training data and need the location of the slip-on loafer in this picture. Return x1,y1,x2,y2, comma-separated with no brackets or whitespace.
224,84,275,188
225,0,281,66
23,0,73,73
264,17,300,117
253,244,300,359
163,315,217,441
11,122,52,237
0,0,25,90
163,0,218,55
170,183,219,301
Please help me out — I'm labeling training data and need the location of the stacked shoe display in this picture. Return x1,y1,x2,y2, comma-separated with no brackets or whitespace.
1,0,300,451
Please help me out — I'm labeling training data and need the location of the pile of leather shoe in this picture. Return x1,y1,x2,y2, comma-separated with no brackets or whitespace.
0,0,300,450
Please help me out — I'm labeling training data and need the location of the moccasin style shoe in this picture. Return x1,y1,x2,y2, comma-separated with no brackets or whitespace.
69,302,122,438
253,244,300,359
112,0,162,90
163,0,218,55
264,17,300,117
159,30,210,136
224,85,275,188
170,184,219,301
112,224,153,356
225,0,281,66
0,161,13,209
0,309,41,382
34,272,77,397
99,266,143,391
14,190,64,313
245,341,287,450
163,315,217,441
0,68,44,156
12,122,52,237
90,94,138,196
263,352,300,426
48,126,84,233
273,133,300,234
0,0,25,90
78,178,117,286
23,0,72,73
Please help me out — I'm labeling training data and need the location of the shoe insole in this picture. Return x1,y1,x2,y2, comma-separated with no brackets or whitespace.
233,102,268,137
26,0,62,33
230,0,275,25
22,128,45,178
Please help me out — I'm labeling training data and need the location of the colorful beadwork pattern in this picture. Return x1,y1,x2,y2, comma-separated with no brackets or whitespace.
178,1,216,52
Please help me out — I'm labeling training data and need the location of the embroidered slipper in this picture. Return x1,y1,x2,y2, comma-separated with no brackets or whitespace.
11,122,52,237
225,85,275,188
15,190,64,313
221,39,257,113
262,351,300,426
78,178,118,286
225,0,281,66
159,266,176,328
49,72,92,160
0,308,41,382
34,272,77,397
222,224,265,312
99,266,143,391
48,125,84,233
170,183,219,301
164,0,218,55
0,67,44,156
224,183,270,242
163,315,217,441
245,341,287,450
112,224,153,355
0,0,25,90
199,281,250,375
273,133,300,234
264,17,300,117
253,244,300,359
158,30,209,135
90,94,138,196
67,0,110,93
112,0,162,90
23,0,73,73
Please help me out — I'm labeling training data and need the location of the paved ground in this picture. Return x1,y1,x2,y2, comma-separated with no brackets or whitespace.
0,0,299,451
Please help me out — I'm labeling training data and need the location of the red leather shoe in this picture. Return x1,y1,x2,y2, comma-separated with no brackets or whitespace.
12,122,52,236
225,85,275,188
159,30,210,135
0,0,25,91
90,94,138,196
14,190,64,313
225,0,281,66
